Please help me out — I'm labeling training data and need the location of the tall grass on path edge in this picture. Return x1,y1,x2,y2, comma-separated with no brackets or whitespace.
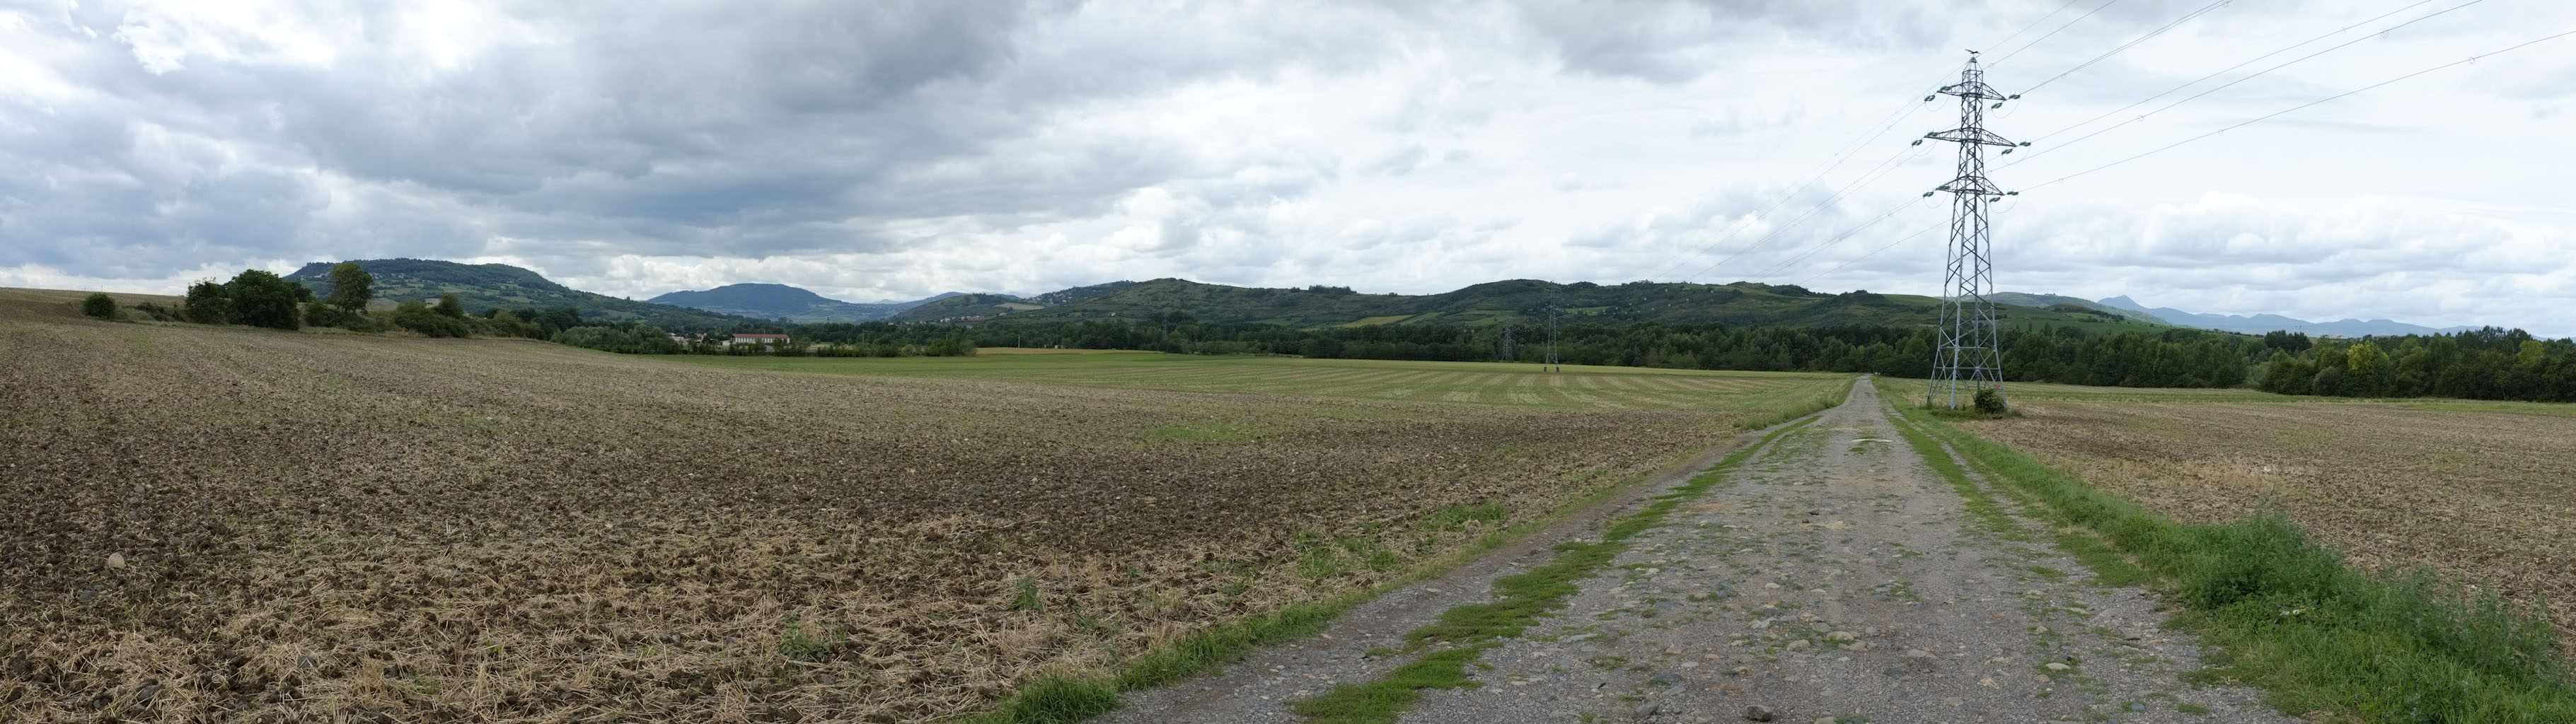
1883,381,2576,723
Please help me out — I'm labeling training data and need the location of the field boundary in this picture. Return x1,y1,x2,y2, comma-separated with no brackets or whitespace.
958,386,1854,723
1878,380,2576,722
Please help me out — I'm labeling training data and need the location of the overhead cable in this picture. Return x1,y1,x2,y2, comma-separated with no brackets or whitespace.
2023,28,2576,192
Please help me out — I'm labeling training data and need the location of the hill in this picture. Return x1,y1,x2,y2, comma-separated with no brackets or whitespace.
2098,296,2472,337
645,283,953,322
284,258,756,331
1987,292,2171,325
892,277,2166,332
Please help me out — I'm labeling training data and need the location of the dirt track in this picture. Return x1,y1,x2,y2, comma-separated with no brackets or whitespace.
1106,379,2295,723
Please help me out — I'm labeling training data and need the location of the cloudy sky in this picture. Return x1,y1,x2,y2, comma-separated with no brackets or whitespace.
4,0,2570,334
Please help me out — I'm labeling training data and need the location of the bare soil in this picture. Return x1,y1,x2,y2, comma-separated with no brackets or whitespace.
0,288,1836,723
1953,399,2576,646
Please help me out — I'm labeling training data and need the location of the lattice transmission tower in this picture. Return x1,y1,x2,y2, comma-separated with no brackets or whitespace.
1544,308,1561,372
1922,52,2026,410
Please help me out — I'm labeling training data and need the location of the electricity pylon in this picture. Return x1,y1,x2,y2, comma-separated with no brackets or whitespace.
1923,52,2025,410
1544,308,1561,372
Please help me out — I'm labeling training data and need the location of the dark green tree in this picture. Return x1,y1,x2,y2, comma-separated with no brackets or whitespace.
182,279,229,324
327,262,374,312
79,293,117,319
223,269,302,330
432,293,466,318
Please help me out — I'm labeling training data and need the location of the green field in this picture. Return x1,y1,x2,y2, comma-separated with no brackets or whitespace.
670,353,1847,411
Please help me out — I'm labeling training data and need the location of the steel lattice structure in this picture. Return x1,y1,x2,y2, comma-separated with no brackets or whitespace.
1924,54,2021,410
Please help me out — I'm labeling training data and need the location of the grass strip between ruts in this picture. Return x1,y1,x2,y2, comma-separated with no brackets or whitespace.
954,399,1832,724
1290,414,1823,724
1733,376,1856,431
1883,393,2576,723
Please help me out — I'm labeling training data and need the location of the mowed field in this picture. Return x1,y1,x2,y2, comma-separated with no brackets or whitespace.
684,353,1839,411
0,288,1847,723
1880,378,2576,644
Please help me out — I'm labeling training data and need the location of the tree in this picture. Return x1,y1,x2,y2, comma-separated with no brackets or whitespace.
80,293,117,320
224,269,303,330
327,262,374,312
433,293,466,318
183,279,229,324
2346,339,2391,397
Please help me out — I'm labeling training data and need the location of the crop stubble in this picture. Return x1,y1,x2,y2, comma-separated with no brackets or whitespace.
1948,397,2576,647
0,292,1838,723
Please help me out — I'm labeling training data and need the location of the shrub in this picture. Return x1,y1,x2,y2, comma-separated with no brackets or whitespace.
131,301,181,322
432,293,466,318
393,300,471,338
182,279,229,325
79,293,117,320
222,269,303,330
1972,387,2006,414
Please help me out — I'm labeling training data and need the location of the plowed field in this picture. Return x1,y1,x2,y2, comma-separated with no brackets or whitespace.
1879,378,2576,647
0,288,1844,723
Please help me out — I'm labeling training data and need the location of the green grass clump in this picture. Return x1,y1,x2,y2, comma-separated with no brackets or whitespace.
1294,415,1821,723
1881,388,2576,722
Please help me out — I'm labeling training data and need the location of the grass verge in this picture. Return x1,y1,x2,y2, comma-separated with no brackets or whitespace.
1882,388,2576,723
1292,415,1823,724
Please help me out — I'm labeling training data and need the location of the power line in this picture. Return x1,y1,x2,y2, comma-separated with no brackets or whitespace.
1745,195,1932,281
2011,0,2487,165
1992,0,2120,66
1794,220,1946,287
2022,0,2442,146
2023,27,2576,192
1989,0,2089,55
1636,0,2127,284
1673,142,1929,284
1641,82,1943,281
2017,0,2232,96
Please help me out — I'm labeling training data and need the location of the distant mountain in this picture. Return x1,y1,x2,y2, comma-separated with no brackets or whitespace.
647,283,955,322
2096,296,2473,337
284,258,756,331
1988,292,2173,325
891,277,2171,332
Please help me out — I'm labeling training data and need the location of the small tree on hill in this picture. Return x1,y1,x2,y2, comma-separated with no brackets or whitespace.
433,293,466,318
81,293,117,320
327,262,373,313
223,269,304,330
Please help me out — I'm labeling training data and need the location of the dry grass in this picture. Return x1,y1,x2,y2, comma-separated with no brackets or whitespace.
0,288,1839,723
1948,395,2576,648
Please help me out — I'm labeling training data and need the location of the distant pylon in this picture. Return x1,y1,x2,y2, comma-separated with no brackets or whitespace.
1501,320,1516,362
1923,52,2023,410
1544,308,1561,372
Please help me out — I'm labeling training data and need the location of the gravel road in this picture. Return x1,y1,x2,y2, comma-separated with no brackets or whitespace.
1104,378,2294,723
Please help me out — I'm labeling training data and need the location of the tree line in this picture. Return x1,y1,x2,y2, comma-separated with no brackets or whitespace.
100,264,2575,403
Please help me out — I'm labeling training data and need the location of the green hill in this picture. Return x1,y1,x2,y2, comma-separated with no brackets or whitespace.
284,258,756,331
645,283,951,322
891,277,2171,332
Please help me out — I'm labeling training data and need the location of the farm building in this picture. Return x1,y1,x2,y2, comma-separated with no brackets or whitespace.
729,333,790,346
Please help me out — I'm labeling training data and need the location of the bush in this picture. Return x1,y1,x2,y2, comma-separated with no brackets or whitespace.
80,293,117,320
223,269,303,330
131,301,180,322
552,325,682,354
1973,387,2006,414
392,300,471,337
182,279,229,325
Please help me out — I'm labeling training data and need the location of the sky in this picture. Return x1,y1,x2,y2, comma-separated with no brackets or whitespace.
3,0,2570,336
